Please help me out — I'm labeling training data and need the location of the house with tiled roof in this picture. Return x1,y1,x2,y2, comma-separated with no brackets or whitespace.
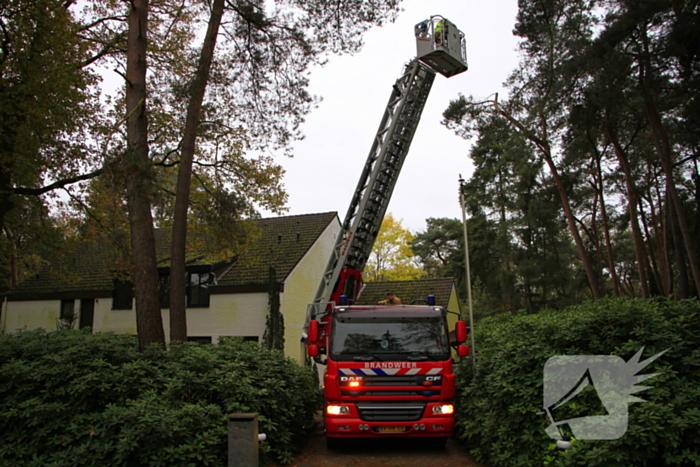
1,212,341,362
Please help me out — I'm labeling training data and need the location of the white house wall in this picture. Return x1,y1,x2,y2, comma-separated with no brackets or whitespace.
2,299,60,332
93,293,268,343
93,299,136,334
280,217,341,362
2,298,133,335
1,292,268,344
182,293,268,343
446,287,461,330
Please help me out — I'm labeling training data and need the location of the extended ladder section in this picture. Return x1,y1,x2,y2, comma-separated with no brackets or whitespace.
305,15,468,326
311,60,435,310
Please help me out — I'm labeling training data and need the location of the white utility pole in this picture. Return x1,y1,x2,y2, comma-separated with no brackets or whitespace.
459,175,476,372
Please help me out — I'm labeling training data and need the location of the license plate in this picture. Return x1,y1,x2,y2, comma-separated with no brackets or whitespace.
378,426,407,433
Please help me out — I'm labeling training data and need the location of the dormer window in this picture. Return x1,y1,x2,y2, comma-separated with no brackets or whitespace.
157,270,212,309
112,279,134,310
187,272,212,308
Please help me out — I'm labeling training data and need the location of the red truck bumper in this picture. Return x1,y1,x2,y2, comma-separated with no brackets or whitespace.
324,416,454,438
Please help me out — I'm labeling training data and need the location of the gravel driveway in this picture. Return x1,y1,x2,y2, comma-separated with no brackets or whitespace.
268,433,487,467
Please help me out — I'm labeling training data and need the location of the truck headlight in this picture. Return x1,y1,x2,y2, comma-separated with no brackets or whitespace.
432,404,454,415
327,405,351,416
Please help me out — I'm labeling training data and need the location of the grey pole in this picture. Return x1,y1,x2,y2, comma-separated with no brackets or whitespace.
459,176,476,373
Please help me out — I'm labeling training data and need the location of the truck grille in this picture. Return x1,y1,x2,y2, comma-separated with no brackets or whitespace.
340,374,442,397
363,375,421,386
357,390,439,397
356,402,426,422
349,374,442,387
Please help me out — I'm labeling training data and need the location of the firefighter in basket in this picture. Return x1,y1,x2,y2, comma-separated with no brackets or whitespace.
377,291,402,305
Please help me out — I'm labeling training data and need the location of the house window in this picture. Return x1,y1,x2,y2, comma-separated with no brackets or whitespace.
112,279,133,310
58,299,77,330
187,336,212,344
187,272,212,308
158,271,211,309
221,336,259,343
80,299,95,330
159,274,170,309
60,299,75,321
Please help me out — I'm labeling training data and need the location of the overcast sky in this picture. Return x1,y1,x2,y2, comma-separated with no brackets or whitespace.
264,0,521,233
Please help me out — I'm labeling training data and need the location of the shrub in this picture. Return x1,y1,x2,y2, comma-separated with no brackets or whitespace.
455,297,700,467
0,330,320,466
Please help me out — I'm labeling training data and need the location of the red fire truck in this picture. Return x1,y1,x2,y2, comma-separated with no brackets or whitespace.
303,16,470,447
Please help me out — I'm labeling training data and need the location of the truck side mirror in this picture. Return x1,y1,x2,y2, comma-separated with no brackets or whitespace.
457,345,470,357
455,320,467,344
308,344,319,357
308,320,319,342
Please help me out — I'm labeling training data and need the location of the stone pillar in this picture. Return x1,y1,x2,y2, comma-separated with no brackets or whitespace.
228,413,259,467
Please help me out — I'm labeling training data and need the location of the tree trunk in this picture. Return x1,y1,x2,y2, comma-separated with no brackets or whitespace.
605,111,650,298
651,187,672,296
638,197,661,295
647,182,671,296
169,0,226,343
592,149,621,296
0,175,14,239
125,0,165,350
493,104,601,299
638,28,700,295
541,151,601,299
669,189,690,298
643,94,700,294
3,227,18,288
587,177,606,295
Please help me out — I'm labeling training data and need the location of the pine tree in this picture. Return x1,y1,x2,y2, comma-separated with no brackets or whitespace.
263,266,284,351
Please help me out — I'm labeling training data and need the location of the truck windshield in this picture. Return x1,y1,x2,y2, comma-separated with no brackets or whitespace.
330,315,449,360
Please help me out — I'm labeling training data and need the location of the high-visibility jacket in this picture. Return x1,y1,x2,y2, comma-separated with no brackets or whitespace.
435,20,445,35
378,297,402,305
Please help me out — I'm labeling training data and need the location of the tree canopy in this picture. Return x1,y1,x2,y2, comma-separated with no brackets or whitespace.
365,213,425,282
443,0,700,305
1,0,407,346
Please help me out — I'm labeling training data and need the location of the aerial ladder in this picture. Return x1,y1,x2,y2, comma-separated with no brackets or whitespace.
303,17,470,446
305,15,469,325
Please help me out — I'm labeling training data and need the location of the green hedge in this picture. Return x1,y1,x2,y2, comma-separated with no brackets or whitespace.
0,330,320,466
455,297,700,467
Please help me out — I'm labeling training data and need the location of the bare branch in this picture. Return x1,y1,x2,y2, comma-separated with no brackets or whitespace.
13,168,105,197
77,15,127,33
153,145,182,166
153,159,180,168
81,32,128,67
161,0,188,41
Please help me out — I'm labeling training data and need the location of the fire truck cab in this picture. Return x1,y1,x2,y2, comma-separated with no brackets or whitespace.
307,301,469,446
